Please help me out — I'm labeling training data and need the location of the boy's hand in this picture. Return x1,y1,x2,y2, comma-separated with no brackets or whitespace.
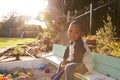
61,58,67,70
61,63,66,70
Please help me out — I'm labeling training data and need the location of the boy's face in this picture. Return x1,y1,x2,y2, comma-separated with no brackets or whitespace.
68,24,81,42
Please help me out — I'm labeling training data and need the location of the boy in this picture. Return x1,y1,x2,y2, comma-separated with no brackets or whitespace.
52,20,94,80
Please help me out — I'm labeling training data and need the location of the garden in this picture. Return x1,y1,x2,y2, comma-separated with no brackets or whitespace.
0,13,119,80
0,0,120,80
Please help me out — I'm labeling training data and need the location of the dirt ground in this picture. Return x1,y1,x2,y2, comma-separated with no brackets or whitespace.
29,63,57,80
28,63,65,80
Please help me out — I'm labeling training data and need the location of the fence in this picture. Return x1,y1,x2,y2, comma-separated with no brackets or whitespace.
75,0,120,37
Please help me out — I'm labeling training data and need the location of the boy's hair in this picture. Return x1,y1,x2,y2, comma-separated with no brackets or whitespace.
69,20,85,34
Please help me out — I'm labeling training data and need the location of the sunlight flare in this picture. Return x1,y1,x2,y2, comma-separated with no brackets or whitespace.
27,19,47,28
0,0,48,18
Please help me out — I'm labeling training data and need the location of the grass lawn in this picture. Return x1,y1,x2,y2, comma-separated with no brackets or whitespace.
0,38,36,48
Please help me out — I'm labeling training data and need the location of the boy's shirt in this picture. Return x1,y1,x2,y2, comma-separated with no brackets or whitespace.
63,37,94,73
63,37,86,63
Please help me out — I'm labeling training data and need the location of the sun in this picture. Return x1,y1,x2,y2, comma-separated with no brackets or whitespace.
0,0,48,18
19,0,48,18
0,0,48,28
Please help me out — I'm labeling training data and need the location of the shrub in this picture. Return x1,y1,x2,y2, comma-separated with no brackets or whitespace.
13,46,25,60
36,31,51,40
96,14,120,57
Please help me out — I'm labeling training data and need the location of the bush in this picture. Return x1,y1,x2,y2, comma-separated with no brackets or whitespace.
36,31,51,40
13,46,25,60
13,47,24,55
96,14,120,57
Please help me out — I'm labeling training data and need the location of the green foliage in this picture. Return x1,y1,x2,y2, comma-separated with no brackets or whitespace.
13,46,25,60
96,14,115,40
2,13,25,30
0,12,37,37
36,33,43,40
13,46,24,55
0,22,3,31
36,31,52,40
36,31,53,52
17,24,43,38
108,41,120,58
96,14,120,57
37,8,68,44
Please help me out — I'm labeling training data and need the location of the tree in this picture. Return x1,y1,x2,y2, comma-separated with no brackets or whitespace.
2,13,30,30
36,0,69,45
1,12,30,37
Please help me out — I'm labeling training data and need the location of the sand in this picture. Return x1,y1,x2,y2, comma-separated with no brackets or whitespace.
12,63,60,80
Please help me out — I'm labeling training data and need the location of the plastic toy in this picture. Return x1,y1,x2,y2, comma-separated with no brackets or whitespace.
6,74,13,79
0,74,3,80
12,73,19,78
26,72,32,76
18,72,24,76
2,77,7,80
0,71,3,74
44,68,50,73
38,63,45,69
14,71,19,74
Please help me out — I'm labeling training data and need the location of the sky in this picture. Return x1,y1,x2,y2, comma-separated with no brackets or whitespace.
0,0,48,17
0,0,48,28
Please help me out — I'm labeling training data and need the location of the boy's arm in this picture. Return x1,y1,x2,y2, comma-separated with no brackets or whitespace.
61,58,67,70
62,44,69,62
62,58,67,65
61,45,69,70
74,40,86,62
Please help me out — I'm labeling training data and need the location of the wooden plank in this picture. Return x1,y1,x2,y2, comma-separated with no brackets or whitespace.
0,58,45,70
42,44,65,68
0,56,8,61
94,63,120,80
74,73,88,80
92,53,120,79
53,44,66,57
43,55,62,68
93,53,120,80
0,57,16,62
92,53,120,69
